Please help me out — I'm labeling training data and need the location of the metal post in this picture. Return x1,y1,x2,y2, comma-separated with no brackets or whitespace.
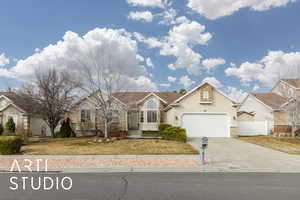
202,149,205,165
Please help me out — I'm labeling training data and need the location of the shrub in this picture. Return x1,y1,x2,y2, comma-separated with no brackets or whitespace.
0,136,23,155
53,131,64,138
159,124,172,132
3,117,16,136
295,128,300,136
161,126,187,142
0,124,3,135
59,118,76,138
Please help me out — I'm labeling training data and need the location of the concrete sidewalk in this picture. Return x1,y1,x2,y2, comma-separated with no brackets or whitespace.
0,155,202,173
1,153,300,173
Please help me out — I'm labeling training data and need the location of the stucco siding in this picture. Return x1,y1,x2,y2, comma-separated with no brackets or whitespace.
30,117,51,136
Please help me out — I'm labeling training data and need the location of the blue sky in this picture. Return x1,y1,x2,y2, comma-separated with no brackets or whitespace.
0,0,300,101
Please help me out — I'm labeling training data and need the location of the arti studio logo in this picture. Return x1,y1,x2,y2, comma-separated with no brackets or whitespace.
9,159,72,191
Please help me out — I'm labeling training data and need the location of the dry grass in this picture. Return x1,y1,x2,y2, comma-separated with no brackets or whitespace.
238,136,300,154
22,138,198,155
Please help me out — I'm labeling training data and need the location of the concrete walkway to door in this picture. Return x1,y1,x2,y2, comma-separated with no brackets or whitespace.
189,138,300,172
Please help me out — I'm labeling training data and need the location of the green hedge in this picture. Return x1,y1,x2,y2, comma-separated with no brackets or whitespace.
159,124,172,132
161,126,187,142
0,136,23,155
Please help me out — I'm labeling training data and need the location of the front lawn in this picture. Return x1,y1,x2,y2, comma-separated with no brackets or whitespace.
22,138,198,155
238,136,300,154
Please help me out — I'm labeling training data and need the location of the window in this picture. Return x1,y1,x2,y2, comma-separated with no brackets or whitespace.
147,111,157,123
140,111,144,123
80,109,91,123
147,99,157,109
202,90,209,100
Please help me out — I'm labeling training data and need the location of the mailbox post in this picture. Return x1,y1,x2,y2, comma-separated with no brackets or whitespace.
201,137,208,165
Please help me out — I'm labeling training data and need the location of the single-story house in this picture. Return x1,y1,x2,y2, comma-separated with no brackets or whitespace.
69,82,239,138
0,92,51,136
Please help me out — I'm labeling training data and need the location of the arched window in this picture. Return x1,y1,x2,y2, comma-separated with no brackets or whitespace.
147,99,157,109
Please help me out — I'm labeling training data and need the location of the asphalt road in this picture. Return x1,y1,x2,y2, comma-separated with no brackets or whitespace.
0,172,299,200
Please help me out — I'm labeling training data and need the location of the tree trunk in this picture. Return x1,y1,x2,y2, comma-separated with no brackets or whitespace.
104,120,108,138
292,124,296,137
50,126,55,138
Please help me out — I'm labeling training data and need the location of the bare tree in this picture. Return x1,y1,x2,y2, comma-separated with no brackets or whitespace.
276,77,300,137
19,68,80,137
73,45,129,139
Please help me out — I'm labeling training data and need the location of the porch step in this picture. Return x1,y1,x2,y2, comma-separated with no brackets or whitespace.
128,130,142,136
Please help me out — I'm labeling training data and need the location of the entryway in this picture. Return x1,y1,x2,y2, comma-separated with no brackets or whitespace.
128,110,139,130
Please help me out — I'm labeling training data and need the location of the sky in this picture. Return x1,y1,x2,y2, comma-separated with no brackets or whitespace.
0,0,300,102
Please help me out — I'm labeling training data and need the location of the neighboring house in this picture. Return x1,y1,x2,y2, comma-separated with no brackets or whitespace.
70,82,238,138
238,78,300,135
238,93,286,135
0,92,51,137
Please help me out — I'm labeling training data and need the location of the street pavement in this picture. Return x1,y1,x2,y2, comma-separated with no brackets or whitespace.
0,172,299,200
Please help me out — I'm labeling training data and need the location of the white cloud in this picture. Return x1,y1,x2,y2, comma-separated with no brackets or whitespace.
133,32,163,48
175,16,190,24
187,0,296,20
129,76,157,91
159,83,171,87
135,20,212,75
146,57,154,68
158,7,177,25
1,28,156,91
34,48,41,53
227,86,248,103
127,0,164,8
0,68,14,77
202,58,225,71
225,62,264,85
179,75,195,88
202,77,223,88
136,54,145,62
128,11,153,22
167,76,176,82
225,50,300,87
252,84,260,91
0,53,9,67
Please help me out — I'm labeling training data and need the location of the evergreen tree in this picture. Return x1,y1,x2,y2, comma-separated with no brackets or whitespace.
0,124,3,135
59,118,76,138
4,117,16,136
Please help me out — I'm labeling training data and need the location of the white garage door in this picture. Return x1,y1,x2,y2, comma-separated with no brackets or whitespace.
181,113,230,138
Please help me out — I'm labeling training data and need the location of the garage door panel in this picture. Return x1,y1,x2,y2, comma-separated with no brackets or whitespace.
181,113,230,138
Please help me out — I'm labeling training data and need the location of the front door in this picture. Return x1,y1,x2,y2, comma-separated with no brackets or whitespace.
128,111,139,130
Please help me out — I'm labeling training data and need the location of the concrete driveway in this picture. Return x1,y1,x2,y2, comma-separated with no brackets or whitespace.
189,138,300,172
